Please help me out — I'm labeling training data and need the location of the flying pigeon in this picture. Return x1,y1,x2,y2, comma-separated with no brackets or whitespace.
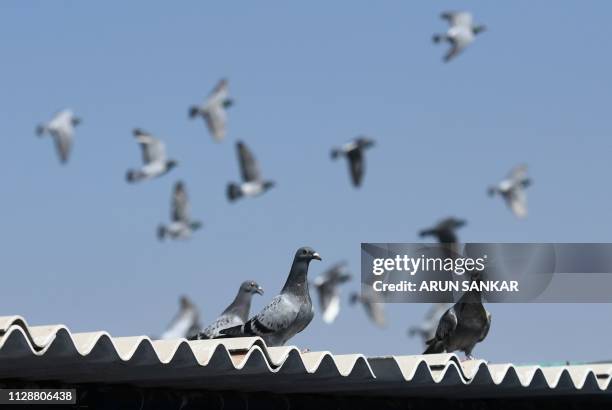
158,181,202,241
227,141,275,202
189,78,233,142
331,137,375,187
313,262,352,324
160,296,201,340
419,217,466,244
126,128,178,183
488,164,532,218
423,272,491,359
433,11,486,62
349,288,386,328
191,280,264,339
36,109,81,164
408,303,452,347
219,247,321,347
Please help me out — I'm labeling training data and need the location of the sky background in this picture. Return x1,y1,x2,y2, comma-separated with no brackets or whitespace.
1,1,612,364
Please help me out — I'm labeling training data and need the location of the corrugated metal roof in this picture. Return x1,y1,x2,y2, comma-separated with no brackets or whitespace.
0,315,610,398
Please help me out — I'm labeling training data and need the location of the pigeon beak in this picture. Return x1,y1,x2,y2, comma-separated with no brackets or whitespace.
256,286,264,295
312,252,322,261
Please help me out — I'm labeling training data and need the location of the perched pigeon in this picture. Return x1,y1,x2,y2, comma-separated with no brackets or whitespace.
189,79,233,142
126,129,178,183
331,137,375,187
219,247,321,347
158,181,202,241
488,164,532,219
36,109,82,164
423,272,491,359
313,262,352,324
227,141,275,202
433,11,486,62
160,296,201,340
408,303,452,347
350,288,386,328
419,217,466,244
191,280,264,339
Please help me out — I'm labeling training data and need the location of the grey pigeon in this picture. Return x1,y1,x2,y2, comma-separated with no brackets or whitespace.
408,303,452,347
227,141,275,202
189,79,233,142
331,137,375,187
158,181,202,241
36,109,81,164
433,11,486,62
219,247,321,346
313,262,352,324
488,164,532,219
423,271,491,359
349,288,386,328
191,280,264,339
419,217,466,245
160,296,201,340
126,129,178,183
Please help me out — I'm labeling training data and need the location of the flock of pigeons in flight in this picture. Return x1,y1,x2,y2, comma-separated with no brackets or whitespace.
35,11,533,359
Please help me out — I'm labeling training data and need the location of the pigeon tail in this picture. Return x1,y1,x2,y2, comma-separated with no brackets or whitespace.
35,124,46,137
423,339,444,354
157,225,167,241
227,183,242,201
188,106,200,119
126,170,144,183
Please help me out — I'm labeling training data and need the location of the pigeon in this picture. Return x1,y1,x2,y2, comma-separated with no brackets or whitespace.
313,262,352,324
219,247,321,347
432,11,486,62
160,296,201,340
408,303,452,347
419,217,466,245
191,280,264,339
331,137,375,187
349,288,386,328
158,181,202,241
226,141,275,202
423,271,491,359
126,129,178,183
189,79,233,142
36,109,81,164
488,164,532,218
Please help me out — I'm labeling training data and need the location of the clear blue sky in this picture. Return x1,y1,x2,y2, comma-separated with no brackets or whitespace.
1,1,612,364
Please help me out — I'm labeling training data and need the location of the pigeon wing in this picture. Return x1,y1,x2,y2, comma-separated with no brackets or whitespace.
246,294,300,336
201,314,243,339
508,164,528,182
319,286,340,324
134,130,166,165
51,127,73,164
478,311,492,342
172,182,190,223
433,306,458,341
161,308,198,340
203,106,226,141
508,188,527,218
347,149,364,187
441,11,473,27
237,141,262,182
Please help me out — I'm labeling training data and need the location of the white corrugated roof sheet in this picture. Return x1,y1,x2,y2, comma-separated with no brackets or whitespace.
0,315,610,398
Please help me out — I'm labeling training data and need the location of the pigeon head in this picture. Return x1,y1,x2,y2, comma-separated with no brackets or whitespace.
295,247,322,263
166,159,179,170
223,98,234,109
72,117,82,126
179,296,192,309
263,180,275,190
473,24,487,35
190,221,203,231
240,280,264,295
